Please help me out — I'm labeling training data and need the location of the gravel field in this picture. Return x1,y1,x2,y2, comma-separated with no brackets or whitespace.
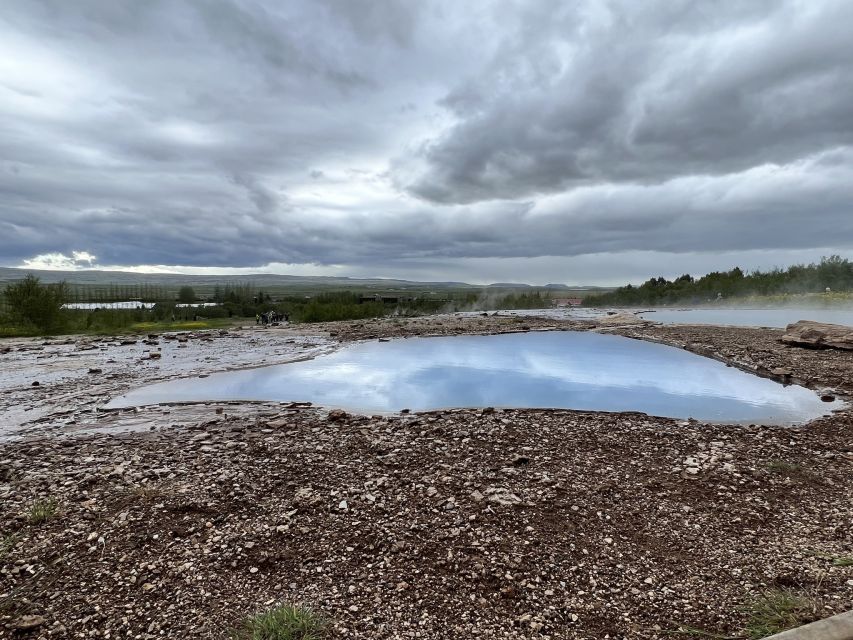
1,314,851,639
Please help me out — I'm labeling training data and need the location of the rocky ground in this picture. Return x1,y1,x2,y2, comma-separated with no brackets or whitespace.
0,327,334,439
609,323,853,396
0,314,589,440
1,314,851,639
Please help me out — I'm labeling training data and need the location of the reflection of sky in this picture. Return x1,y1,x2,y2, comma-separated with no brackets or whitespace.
108,332,841,423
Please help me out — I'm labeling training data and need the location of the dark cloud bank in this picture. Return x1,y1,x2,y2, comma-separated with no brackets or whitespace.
1,0,851,284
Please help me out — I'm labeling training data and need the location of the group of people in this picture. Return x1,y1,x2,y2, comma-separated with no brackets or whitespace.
256,310,288,325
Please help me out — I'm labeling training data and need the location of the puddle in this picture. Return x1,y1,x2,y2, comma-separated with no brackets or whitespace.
106,332,843,424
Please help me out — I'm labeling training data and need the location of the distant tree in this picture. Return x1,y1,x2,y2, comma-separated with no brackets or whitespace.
584,256,853,307
3,274,68,333
177,286,196,303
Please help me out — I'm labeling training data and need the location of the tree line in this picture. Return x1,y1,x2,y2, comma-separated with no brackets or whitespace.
1,274,554,336
584,255,853,307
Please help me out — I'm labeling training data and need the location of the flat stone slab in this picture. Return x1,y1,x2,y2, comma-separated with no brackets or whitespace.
762,609,853,640
781,320,853,350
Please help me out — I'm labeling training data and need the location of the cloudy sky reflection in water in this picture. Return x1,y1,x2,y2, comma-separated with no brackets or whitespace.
108,333,840,423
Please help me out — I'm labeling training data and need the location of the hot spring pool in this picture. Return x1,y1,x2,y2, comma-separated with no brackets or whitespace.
107,331,843,424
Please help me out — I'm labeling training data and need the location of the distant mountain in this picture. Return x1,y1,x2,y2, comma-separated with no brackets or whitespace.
0,267,476,290
486,282,611,291
0,267,608,294
485,282,533,288
544,284,610,291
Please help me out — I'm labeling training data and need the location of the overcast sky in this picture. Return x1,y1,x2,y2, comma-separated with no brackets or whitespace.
1,1,852,285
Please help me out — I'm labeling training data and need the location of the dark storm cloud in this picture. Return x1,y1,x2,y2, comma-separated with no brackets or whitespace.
0,0,851,280
406,1,853,204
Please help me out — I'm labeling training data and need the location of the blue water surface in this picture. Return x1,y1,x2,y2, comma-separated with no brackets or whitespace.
108,332,842,424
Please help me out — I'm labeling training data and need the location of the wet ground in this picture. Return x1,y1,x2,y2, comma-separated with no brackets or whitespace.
0,326,334,439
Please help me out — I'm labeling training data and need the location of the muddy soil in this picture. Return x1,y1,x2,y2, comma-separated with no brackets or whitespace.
0,314,851,639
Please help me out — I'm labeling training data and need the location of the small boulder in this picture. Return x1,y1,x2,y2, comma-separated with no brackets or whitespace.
597,312,649,326
781,320,853,350
14,615,46,630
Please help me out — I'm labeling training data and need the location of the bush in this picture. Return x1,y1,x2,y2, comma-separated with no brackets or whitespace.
3,274,68,334
177,286,196,303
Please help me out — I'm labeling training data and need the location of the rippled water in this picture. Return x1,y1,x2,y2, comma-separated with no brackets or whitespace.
107,332,842,424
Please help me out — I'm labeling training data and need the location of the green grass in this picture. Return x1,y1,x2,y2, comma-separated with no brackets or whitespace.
125,319,234,332
0,325,36,337
743,589,821,639
803,549,853,567
26,498,58,525
235,604,329,640
766,460,806,476
0,533,20,559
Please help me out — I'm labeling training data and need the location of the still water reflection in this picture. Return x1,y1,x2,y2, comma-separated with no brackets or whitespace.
108,332,841,424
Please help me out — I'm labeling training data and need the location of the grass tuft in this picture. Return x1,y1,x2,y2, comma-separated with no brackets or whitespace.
26,498,58,525
766,460,805,476
832,556,853,567
130,485,164,502
0,533,20,559
235,603,329,640
743,589,821,639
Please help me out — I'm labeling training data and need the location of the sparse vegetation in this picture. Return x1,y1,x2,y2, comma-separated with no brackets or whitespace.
129,484,164,503
26,498,58,525
743,589,821,639
177,285,197,303
803,549,853,566
767,460,806,476
1,272,562,335
0,533,20,559
234,604,329,640
2,274,68,334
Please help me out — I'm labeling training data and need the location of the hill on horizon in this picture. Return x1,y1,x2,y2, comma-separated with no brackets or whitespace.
0,266,607,294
